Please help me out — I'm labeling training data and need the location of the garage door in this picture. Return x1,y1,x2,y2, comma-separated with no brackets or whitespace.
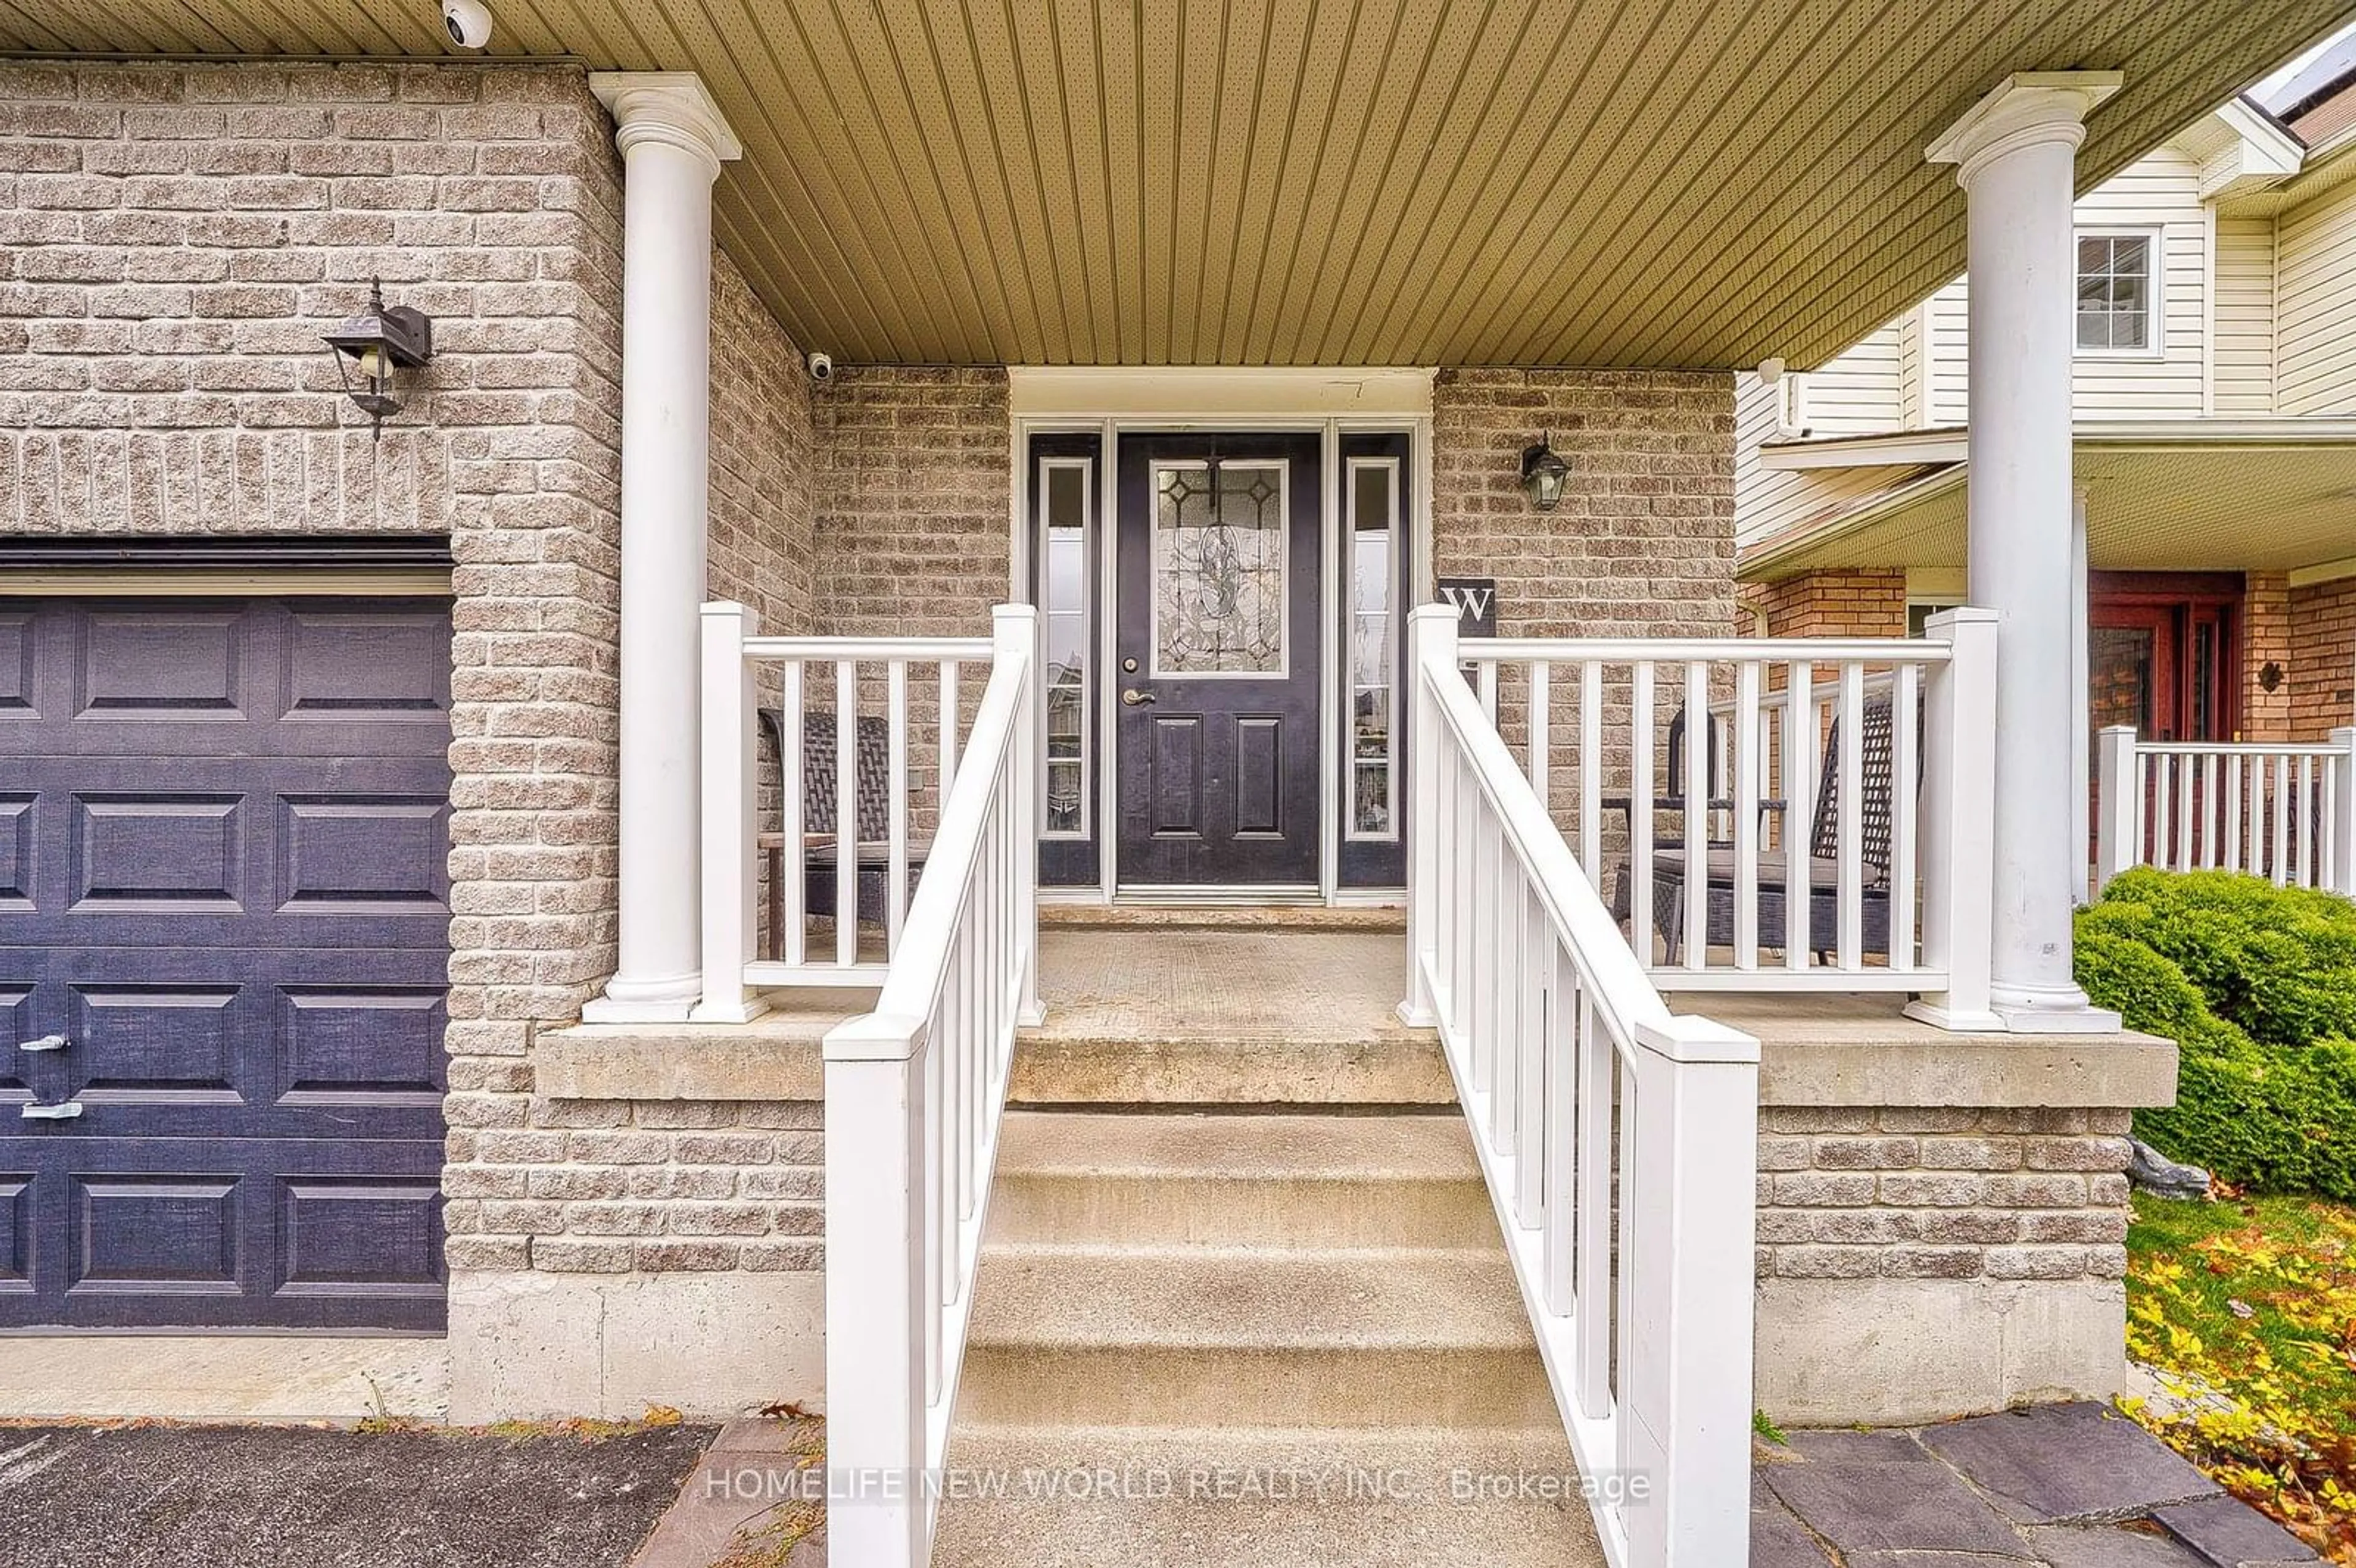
0,596,452,1331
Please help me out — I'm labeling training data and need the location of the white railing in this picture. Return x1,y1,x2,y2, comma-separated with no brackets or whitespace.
1401,605,1758,1568
2096,724,2355,895
821,604,1041,1568
1456,609,1996,1018
696,603,996,1020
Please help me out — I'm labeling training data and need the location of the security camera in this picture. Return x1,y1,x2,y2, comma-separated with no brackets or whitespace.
806,351,834,385
442,0,492,48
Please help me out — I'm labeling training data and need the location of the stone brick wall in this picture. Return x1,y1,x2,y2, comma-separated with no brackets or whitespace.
1739,570,1909,640
1431,369,1735,640
812,365,1011,637
2289,577,2355,740
2243,571,2295,742
1757,1108,2131,1285
707,248,816,636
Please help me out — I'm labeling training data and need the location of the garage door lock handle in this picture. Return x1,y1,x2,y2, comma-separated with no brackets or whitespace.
20,1101,82,1121
15,1034,66,1053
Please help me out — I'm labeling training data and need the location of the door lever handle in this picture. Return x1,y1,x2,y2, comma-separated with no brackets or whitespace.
20,1101,83,1121
1121,688,1157,707
16,1034,66,1053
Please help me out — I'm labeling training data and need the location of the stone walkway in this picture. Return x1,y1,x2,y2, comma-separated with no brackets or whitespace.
1755,1402,2318,1567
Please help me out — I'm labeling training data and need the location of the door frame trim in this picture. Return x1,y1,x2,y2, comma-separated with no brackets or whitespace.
1011,411,1433,905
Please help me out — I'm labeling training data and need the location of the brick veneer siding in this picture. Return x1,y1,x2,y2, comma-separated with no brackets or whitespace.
0,63,828,1328
1739,569,1909,640
2289,577,2355,740
2243,571,2296,742
812,365,1011,637
1757,1108,2131,1285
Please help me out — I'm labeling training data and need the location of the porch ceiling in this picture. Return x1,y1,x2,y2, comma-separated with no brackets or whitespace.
9,2,2354,369
1739,432,2356,577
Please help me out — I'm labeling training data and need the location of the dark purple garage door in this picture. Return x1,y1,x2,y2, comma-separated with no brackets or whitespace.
0,596,452,1331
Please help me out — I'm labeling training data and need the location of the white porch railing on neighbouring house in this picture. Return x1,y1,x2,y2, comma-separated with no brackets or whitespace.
1458,609,1997,1017
2096,725,2355,896
696,604,996,1019
818,605,1041,1568
1403,603,1759,1568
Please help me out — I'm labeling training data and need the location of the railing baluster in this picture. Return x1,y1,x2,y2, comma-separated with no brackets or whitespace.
2175,755,2195,873
1515,883,1547,1228
2201,753,2219,870
836,659,859,967
1573,986,1612,1420
940,659,960,812
1580,660,1604,886
887,659,910,951
1479,658,1499,724
2300,754,2317,887
1682,659,1708,970
1542,937,1577,1312
782,659,806,967
2225,753,2243,872
1630,662,1655,966
1890,661,1919,972
1530,660,1551,809
1733,659,1761,971
2273,754,2290,885
1472,807,1498,1096
1836,663,1864,972
1782,660,1812,970
2151,752,2171,871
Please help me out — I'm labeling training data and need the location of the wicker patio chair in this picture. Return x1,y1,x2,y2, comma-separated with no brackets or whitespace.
756,710,925,946
1646,691,1901,963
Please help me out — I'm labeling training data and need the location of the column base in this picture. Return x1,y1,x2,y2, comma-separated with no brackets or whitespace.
1902,999,2007,1032
582,970,703,1024
1990,981,2122,1035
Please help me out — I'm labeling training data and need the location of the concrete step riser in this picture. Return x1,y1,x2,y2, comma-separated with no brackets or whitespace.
984,1171,1499,1250
956,1343,1559,1431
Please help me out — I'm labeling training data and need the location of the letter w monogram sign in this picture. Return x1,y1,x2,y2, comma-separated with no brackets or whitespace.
1435,577,1498,637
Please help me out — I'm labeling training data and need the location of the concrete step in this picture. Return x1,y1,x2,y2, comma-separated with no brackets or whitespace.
957,1243,1553,1431
931,1427,1607,1568
1038,903,1404,933
987,1110,1496,1249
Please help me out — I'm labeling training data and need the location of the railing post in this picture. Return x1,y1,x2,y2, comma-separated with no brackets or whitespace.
2095,725,2141,893
1907,607,2000,1031
1400,604,1460,1027
823,1012,929,1568
2331,728,2355,897
1622,1014,1758,1568
996,604,1045,1026
693,601,766,1023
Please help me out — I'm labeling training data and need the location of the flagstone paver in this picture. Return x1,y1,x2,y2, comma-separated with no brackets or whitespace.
2150,1495,2321,1567
1918,1402,2221,1522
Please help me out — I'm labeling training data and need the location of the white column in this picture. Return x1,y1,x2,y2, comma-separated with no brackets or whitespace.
1928,74,2122,1032
583,73,743,1023
2069,491,2090,901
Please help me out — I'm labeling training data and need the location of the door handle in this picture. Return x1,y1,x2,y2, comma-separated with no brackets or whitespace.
20,1101,83,1121
16,1034,66,1053
1121,688,1157,707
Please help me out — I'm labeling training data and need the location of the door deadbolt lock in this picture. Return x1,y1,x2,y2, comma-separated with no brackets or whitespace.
1121,687,1157,706
1122,657,1139,673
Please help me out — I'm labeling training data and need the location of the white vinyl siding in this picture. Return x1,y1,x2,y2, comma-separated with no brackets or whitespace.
2066,149,2206,414
1926,280,1969,425
1798,320,1906,434
2276,177,2356,415
2213,215,2277,414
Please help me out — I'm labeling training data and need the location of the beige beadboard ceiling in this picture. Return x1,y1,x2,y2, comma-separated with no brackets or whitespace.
1741,436,2356,576
7,0,2355,368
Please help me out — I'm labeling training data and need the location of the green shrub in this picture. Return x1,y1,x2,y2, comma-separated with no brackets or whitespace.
2076,870,2356,1200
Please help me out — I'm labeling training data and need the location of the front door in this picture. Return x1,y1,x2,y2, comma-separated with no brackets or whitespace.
1113,433,1322,887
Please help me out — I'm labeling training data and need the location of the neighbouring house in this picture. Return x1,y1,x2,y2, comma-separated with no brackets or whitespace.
1736,55,2356,893
1,7,2349,1566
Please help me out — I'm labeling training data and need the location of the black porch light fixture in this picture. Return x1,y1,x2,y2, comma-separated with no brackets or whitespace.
1520,431,1571,512
324,279,434,439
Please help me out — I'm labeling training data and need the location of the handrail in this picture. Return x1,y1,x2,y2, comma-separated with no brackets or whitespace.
820,605,1041,1568
1402,602,1759,1568
744,634,995,661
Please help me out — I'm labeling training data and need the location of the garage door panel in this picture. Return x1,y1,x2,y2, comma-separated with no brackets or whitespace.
285,611,450,721
0,594,452,1332
77,609,249,720
71,793,245,914
278,796,448,913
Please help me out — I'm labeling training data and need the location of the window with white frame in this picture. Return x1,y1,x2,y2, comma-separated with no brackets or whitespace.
2075,232,2157,353
1038,459,1091,838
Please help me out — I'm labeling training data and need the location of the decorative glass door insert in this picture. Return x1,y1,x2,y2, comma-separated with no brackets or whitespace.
1150,459,1288,677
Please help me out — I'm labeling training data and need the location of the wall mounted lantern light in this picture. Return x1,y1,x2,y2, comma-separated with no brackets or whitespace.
1520,431,1571,512
324,279,434,439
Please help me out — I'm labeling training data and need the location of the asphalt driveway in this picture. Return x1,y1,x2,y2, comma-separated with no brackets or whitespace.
0,1421,715,1568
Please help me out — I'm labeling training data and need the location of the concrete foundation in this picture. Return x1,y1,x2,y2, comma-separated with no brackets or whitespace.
447,1270,823,1423
1755,1276,2128,1425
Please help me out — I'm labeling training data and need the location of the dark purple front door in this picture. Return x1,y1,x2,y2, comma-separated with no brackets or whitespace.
0,597,452,1330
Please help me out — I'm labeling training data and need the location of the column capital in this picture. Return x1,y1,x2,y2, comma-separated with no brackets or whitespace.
591,71,743,172
1926,72,2123,186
